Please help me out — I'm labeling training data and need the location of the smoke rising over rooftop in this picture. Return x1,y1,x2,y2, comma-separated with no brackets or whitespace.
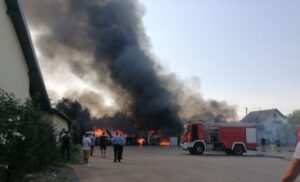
24,0,237,135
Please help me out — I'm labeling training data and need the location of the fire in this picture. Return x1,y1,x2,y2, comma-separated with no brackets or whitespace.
94,128,105,136
160,138,170,146
137,138,145,146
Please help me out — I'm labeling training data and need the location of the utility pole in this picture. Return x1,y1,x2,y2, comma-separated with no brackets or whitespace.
245,107,248,123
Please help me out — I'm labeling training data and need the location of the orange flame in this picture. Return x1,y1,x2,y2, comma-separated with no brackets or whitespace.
94,128,105,136
137,138,145,146
160,138,170,146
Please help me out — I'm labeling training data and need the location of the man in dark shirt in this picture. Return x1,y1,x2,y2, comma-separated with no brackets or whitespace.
99,132,107,158
276,140,281,152
60,130,70,160
261,138,266,152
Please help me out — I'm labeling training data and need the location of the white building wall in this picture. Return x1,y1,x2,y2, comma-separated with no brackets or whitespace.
260,115,289,144
52,114,69,134
44,112,69,142
0,0,30,100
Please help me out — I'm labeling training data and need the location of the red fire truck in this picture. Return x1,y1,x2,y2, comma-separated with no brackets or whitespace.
180,120,257,155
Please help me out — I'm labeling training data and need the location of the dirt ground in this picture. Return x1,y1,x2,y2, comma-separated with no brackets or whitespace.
71,146,300,182
23,166,78,182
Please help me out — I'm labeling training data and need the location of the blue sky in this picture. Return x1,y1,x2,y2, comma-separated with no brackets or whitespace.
140,0,300,118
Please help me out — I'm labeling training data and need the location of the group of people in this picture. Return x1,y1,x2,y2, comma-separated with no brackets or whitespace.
258,137,299,181
260,138,281,152
82,131,125,165
60,128,300,181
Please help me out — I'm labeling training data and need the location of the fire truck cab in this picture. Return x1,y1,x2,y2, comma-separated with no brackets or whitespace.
180,120,257,155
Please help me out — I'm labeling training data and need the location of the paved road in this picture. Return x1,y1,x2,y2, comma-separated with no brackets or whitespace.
72,146,299,182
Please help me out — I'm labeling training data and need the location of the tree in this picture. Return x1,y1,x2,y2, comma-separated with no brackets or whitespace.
56,98,82,120
55,98,92,143
0,89,58,181
289,110,300,125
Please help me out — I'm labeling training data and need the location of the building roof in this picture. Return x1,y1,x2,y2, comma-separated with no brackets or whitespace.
5,0,51,110
50,108,74,129
4,0,77,131
241,109,286,123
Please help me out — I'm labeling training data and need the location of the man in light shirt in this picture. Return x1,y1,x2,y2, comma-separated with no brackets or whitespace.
82,133,91,165
281,142,300,182
112,132,123,162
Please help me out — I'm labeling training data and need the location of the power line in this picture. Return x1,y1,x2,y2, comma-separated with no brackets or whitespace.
240,72,288,94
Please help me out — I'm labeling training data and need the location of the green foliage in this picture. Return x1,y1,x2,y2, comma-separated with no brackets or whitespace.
56,98,92,143
56,98,83,121
0,89,59,181
288,110,300,125
70,121,81,145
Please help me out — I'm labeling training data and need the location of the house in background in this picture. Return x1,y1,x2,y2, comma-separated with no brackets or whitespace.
45,109,74,141
241,109,296,145
1,0,73,135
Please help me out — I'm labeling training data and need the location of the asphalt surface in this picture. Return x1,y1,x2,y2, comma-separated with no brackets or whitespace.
72,146,299,182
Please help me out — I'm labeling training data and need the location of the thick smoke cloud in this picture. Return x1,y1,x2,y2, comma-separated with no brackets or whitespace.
161,74,237,121
24,0,237,135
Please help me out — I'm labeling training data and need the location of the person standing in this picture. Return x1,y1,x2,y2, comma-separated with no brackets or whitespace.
112,132,122,162
276,140,281,152
60,129,70,160
281,142,300,182
99,132,107,158
120,134,125,159
82,133,91,165
90,134,96,156
59,128,66,141
59,129,66,156
260,138,266,152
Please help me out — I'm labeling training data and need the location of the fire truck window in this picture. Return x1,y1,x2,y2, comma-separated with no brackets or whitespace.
210,129,219,143
191,125,198,141
205,128,219,143
183,125,188,134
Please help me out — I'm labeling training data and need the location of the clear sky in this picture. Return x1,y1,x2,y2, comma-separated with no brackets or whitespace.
139,0,300,118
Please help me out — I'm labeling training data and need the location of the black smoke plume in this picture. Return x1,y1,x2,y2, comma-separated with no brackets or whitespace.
24,0,182,135
24,0,237,135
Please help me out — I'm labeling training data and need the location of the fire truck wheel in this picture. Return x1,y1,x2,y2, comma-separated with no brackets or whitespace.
233,145,245,155
193,143,204,155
